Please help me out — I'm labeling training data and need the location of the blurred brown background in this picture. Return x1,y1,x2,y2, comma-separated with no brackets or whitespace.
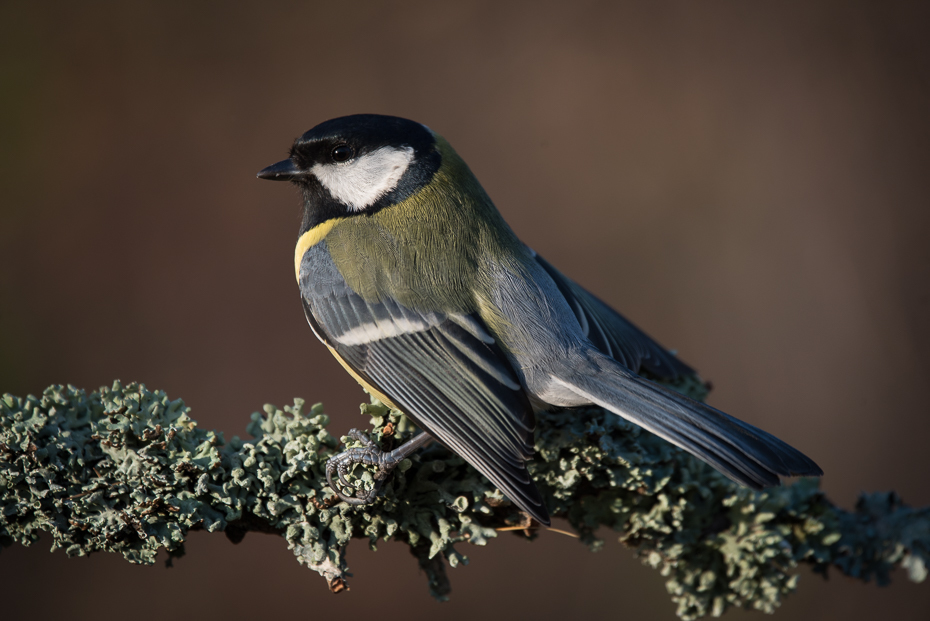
2,1,929,619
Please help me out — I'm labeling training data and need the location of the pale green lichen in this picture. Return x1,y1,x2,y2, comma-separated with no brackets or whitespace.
1,382,927,619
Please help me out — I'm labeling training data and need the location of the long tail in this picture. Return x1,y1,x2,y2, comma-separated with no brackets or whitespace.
551,349,823,489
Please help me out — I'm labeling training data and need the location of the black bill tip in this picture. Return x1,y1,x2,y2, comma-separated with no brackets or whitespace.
257,158,302,181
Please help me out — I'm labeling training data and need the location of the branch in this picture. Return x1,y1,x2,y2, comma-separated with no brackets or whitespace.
1,382,926,619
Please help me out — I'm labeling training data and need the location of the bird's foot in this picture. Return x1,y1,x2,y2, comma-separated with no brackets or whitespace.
325,429,395,505
326,429,434,506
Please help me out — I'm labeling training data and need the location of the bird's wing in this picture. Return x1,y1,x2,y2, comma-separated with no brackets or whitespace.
534,253,695,380
547,348,823,489
302,284,549,524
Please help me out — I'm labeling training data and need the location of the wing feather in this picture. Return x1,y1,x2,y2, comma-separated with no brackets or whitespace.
535,253,695,380
305,285,549,523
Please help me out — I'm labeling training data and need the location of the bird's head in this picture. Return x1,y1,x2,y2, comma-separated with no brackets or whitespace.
258,114,442,232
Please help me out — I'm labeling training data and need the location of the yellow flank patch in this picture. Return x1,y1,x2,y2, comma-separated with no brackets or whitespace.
325,344,400,410
294,218,345,281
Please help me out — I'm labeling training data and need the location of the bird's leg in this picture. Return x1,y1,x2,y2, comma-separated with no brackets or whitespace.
326,429,433,505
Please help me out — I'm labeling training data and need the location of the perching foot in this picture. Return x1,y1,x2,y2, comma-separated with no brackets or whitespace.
326,429,433,505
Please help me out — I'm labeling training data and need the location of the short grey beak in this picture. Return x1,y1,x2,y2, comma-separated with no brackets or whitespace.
257,158,302,181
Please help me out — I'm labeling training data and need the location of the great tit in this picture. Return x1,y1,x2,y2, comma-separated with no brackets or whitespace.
257,114,822,525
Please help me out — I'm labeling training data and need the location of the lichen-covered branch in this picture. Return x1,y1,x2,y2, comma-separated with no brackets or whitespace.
1,382,927,619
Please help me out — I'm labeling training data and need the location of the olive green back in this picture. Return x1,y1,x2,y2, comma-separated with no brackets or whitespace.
323,136,530,315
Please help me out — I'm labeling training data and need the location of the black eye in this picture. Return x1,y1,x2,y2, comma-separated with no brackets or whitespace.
331,144,354,163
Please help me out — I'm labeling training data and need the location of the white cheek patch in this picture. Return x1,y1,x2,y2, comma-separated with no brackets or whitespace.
311,146,415,211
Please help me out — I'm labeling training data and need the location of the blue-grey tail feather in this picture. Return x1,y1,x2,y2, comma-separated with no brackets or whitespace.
555,351,823,489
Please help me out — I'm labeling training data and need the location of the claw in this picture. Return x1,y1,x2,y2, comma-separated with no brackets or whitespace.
338,464,353,489
326,431,395,506
346,428,372,445
326,460,366,505
325,430,433,508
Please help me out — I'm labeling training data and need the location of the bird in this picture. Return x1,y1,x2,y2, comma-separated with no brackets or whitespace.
257,114,822,526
